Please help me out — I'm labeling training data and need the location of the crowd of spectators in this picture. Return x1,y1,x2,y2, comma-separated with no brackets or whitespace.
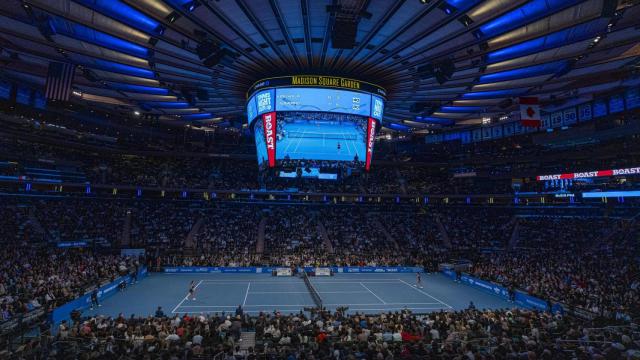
0,245,138,322
1,195,639,360
22,307,640,359
439,207,515,249
471,216,639,320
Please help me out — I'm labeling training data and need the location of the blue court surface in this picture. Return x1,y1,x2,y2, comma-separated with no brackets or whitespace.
277,120,365,161
84,273,514,318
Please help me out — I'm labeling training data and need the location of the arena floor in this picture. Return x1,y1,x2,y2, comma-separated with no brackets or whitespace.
84,273,514,318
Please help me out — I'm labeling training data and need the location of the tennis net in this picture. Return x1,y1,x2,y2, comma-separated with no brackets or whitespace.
286,131,358,140
303,272,323,309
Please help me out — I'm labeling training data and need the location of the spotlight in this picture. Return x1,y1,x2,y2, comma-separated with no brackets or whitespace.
166,11,179,23
134,111,140,116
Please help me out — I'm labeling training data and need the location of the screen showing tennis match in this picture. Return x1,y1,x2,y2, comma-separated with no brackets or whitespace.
247,80,385,169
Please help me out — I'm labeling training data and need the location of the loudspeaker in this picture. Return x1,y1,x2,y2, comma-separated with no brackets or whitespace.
203,48,235,67
197,89,209,101
83,69,99,82
196,41,219,60
331,19,357,49
181,88,195,105
498,98,513,109
601,0,618,17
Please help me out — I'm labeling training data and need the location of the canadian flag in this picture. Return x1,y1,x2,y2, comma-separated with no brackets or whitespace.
519,97,541,127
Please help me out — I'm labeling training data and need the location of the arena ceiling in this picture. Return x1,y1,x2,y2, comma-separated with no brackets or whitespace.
0,0,639,132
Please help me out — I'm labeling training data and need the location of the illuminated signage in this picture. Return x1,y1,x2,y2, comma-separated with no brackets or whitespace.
262,112,277,167
248,76,386,98
536,166,640,181
365,117,377,171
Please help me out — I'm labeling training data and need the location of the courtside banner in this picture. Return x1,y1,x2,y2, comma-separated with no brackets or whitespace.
163,267,262,273
51,266,147,326
163,266,422,274
448,272,563,313
536,166,640,181
365,117,377,171
460,274,510,299
262,112,277,167
315,268,332,276
514,291,549,311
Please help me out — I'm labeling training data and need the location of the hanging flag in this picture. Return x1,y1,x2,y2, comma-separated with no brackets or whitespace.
519,97,541,127
45,62,76,102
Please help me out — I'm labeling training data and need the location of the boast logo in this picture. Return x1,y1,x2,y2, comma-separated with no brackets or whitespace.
264,114,275,150
262,112,277,167
365,118,376,171
574,171,598,178
537,174,562,181
613,167,640,176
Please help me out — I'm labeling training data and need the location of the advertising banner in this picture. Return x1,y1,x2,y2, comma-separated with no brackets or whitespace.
365,117,377,171
447,272,563,313
459,274,510,299
262,112,277,167
536,166,640,181
315,268,332,276
514,291,548,311
164,266,423,274
51,266,147,326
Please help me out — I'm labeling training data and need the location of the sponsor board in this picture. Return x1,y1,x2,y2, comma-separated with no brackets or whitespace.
51,267,147,326
537,166,640,181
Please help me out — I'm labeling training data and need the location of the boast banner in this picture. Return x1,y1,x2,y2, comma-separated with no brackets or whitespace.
536,166,640,181
365,117,377,171
262,112,277,167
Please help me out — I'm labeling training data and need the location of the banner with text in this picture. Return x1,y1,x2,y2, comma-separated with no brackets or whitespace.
365,117,377,171
51,267,147,326
164,266,423,274
536,166,640,181
262,112,277,167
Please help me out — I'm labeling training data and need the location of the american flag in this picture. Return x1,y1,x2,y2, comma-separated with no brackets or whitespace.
45,62,76,102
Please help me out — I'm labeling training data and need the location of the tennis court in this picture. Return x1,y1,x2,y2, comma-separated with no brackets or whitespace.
84,273,514,318
277,120,366,161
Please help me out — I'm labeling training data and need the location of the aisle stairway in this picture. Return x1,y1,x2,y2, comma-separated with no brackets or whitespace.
184,217,205,250
316,218,334,253
396,168,407,194
239,331,256,351
120,209,132,248
373,214,399,250
435,217,452,248
507,218,520,250
256,217,266,254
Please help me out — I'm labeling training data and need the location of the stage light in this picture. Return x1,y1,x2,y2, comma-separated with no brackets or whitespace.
133,111,140,116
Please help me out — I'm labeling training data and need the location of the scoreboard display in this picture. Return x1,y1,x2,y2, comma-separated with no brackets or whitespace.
246,76,386,170
247,87,385,124
275,88,372,117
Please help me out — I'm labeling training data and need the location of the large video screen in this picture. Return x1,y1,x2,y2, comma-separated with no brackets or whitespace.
246,86,385,124
248,85,383,169
277,113,367,162
275,88,371,117
254,112,368,165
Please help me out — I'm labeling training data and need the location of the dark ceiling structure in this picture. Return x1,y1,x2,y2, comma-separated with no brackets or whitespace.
0,0,639,132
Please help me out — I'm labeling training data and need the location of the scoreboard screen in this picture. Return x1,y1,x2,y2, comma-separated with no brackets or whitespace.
275,88,372,117
246,78,385,170
247,86,385,124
